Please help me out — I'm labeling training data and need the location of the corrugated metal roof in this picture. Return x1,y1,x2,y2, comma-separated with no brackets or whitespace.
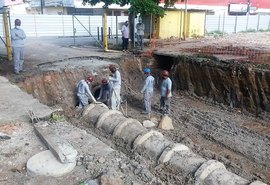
30,0,74,7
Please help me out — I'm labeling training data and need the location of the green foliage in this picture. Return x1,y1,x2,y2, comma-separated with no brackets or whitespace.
207,30,225,38
82,0,178,16
50,112,66,123
241,28,256,33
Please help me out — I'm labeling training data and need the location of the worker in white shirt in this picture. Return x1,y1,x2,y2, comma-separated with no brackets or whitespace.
121,21,129,52
108,65,121,110
141,68,155,114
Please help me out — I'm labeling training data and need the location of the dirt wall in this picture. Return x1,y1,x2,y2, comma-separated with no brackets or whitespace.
154,54,270,114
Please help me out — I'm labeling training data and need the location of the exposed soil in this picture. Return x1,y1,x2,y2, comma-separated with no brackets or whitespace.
0,33,270,184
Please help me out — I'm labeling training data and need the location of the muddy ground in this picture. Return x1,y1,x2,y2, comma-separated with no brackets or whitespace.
0,33,270,184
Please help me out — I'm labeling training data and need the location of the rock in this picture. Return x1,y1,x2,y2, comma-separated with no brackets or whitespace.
0,132,11,141
85,179,99,185
142,120,156,128
158,116,174,130
100,173,123,185
150,117,159,124
98,157,106,163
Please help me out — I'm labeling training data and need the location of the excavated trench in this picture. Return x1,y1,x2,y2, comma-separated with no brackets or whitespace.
16,55,270,184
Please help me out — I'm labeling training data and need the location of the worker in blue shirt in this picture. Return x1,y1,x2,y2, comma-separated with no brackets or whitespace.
160,70,172,115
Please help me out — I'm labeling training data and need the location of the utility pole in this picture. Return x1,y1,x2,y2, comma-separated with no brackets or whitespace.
40,0,44,14
103,12,108,51
3,7,12,61
183,0,188,40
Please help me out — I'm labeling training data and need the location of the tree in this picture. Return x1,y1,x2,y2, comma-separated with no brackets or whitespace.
82,0,179,17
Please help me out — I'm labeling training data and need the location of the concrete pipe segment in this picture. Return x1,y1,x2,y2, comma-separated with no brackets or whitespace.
82,103,267,185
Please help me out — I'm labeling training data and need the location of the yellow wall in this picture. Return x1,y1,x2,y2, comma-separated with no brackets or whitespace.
158,11,183,38
187,12,205,38
158,10,205,39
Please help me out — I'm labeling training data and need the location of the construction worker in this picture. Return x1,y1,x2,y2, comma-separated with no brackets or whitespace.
10,19,26,74
160,70,172,115
136,17,145,50
141,68,155,114
76,75,96,108
108,64,121,110
97,78,112,106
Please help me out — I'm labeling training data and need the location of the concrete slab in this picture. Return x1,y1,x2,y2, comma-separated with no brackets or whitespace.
0,76,54,124
34,122,78,163
27,150,76,177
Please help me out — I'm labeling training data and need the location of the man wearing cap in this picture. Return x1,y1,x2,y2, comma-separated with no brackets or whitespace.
108,65,121,110
160,70,172,115
10,19,26,74
76,76,96,108
136,17,145,50
97,78,112,106
141,68,155,114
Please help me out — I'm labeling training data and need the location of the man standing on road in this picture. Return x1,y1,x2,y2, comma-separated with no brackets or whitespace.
160,70,172,115
97,78,112,106
141,68,155,114
108,65,121,110
77,75,96,108
136,17,145,50
121,21,129,52
10,19,26,74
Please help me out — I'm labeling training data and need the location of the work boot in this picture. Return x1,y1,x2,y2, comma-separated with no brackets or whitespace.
141,111,149,114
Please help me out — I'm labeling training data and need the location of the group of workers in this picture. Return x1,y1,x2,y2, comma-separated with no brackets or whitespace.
77,65,172,116
76,65,121,110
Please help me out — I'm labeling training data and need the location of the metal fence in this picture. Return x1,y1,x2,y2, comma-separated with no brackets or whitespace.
206,14,270,34
0,14,128,38
1,14,270,39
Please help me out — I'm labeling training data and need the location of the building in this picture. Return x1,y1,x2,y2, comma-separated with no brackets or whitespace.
160,0,270,15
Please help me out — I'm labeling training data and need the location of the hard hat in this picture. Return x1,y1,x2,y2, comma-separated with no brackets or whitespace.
162,70,169,77
144,68,151,73
109,64,116,70
101,78,108,84
86,75,94,82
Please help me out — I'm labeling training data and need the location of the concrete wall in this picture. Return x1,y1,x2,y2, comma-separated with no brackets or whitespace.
158,10,206,39
187,12,206,37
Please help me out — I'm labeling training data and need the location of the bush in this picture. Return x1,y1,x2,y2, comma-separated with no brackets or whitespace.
49,112,66,123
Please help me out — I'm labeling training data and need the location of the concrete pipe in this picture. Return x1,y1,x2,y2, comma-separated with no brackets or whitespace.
96,109,123,129
82,103,109,125
202,167,249,185
81,103,268,185
135,132,173,161
97,110,127,134
168,149,206,176
112,119,146,147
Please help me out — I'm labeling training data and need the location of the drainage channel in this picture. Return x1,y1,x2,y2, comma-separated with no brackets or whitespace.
16,56,270,184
